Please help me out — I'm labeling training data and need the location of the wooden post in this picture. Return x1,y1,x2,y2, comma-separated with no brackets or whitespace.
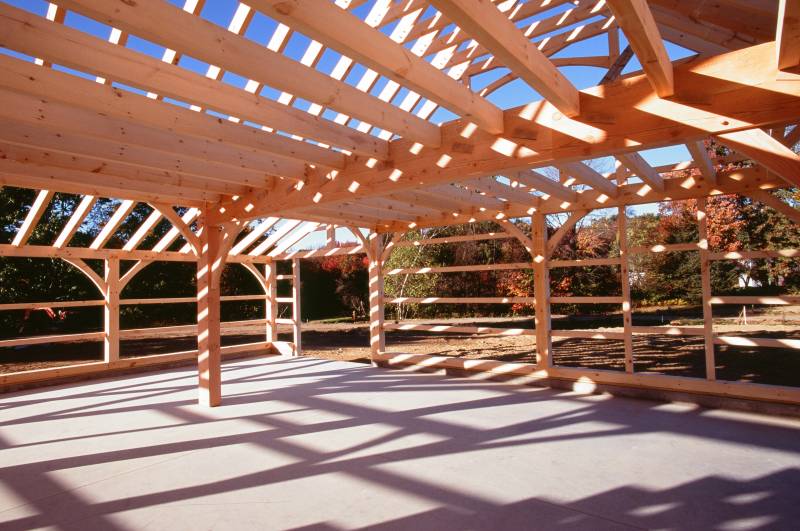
325,224,336,248
103,256,120,363
291,257,302,356
368,233,385,358
265,259,278,344
197,219,224,407
618,207,634,372
697,198,716,380
532,214,552,368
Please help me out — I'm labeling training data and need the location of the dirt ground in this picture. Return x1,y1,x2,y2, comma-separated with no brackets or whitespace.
2,308,800,387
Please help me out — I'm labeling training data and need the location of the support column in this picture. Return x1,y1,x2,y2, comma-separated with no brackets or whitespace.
265,259,278,344
197,219,224,407
368,233,385,358
697,198,716,380
103,257,120,363
532,214,551,368
618,207,634,372
291,258,302,356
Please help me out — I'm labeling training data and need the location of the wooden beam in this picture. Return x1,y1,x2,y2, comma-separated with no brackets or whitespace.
229,218,279,256
616,152,664,191
12,189,53,247
249,0,504,135
558,162,620,197
196,217,223,407
103,257,120,363
686,141,717,184
91,200,136,250
368,233,385,358
0,56,334,176
697,198,716,381
54,195,96,249
56,0,441,147
778,0,800,71
749,190,800,224
122,209,162,252
0,3,387,159
429,0,580,117
291,257,302,356
606,0,674,97
513,170,578,203
716,128,800,187
531,213,551,368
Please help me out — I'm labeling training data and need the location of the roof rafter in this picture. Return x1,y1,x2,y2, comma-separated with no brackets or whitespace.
777,0,800,71
429,0,580,117
55,0,442,147
249,0,504,135
606,0,674,97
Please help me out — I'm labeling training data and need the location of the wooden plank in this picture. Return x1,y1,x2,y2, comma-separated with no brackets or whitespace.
12,189,53,247
429,0,580,117
229,218,279,256
778,0,800,71
708,249,800,260
385,262,531,275
616,152,664,191
709,296,800,305
606,0,673,96
90,200,136,250
54,195,96,249
374,352,800,405
549,257,622,268
393,233,511,247
56,0,441,147
0,3,387,159
717,128,800,187
266,261,278,344
686,141,717,184
550,296,624,304
749,190,800,224
715,336,800,350
248,0,503,135
122,209,163,252
384,323,535,336
557,162,619,197
513,170,578,202
387,296,536,304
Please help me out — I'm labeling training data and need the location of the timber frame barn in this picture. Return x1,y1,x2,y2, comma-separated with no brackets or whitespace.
0,0,799,409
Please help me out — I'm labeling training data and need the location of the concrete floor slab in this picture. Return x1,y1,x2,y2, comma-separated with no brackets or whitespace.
1,356,799,530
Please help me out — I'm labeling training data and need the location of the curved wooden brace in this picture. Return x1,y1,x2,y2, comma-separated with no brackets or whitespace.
547,210,590,257
380,232,406,263
500,221,534,256
62,257,106,294
152,203,201,256
347,226,372,259
119,260,152,291
241,262,268,294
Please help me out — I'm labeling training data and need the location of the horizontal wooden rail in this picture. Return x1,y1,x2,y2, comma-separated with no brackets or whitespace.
0,243,270,263
383,322,535,336
629,242,706,254
0,341,275,387
120,295,266,305
276,297,294,303
0,331,105,348
385,262,530,275
708,249,800,260
709,296,800,305
387,296,536,304
275,318,294,325
393,233,511,248
714,336,800,350
272,244,365,260
373,353,800,405
0,300,104,311
550,296,623,304
551,330,626,340
275,275,294,280
630,326,705,336
549,257,621,268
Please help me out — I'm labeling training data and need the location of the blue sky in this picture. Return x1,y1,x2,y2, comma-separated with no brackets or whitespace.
3,0,700,247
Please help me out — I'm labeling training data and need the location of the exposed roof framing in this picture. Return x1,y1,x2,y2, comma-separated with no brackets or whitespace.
0,0,796,235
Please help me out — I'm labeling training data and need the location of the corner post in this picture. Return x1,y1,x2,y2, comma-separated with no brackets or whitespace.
196,217,224,407
532,214,552,368
368,233,385,359
103,256,120,364
291,258,302,356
